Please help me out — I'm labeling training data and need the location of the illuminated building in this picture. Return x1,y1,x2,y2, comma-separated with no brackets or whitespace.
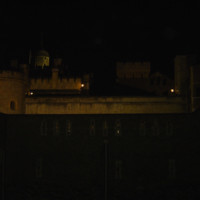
0,49,200,114
0,49,200,199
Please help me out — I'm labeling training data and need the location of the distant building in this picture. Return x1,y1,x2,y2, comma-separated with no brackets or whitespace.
0,48,200,199
116,61,173,96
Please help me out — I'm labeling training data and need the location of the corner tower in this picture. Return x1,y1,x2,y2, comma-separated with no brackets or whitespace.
0,70,26,114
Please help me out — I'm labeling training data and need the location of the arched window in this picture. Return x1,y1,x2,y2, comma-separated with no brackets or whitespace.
10,101,15,110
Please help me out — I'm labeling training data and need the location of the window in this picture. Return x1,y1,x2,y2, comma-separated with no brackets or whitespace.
139,120,146,136
151,119,159,136
36,158,43,178
89,119,95,136
115,119,121,136
40,120,47,136
166,121,173,136
103,120,108,136
115,160,122,180
53,120,60,136
168,159,176,179
66,120,72,136
10,101,15,110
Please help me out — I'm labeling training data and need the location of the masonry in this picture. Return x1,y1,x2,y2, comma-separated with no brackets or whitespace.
25,96,188,114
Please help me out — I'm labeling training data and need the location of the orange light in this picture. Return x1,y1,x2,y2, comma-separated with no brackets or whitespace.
170,89,174,93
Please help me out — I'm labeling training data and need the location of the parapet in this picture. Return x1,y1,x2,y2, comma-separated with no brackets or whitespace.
0,70,24,81
30,76,83,90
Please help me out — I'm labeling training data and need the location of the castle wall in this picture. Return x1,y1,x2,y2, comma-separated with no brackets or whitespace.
25,96,187,114
0,71,25,114
30,75,83,91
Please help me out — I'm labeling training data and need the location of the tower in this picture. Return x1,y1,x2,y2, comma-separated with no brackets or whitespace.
35,33,50,68
174,55,197,96
35,50,50,68
0,70,26,114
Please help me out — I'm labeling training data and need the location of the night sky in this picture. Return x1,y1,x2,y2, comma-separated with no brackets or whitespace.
0,2,200,77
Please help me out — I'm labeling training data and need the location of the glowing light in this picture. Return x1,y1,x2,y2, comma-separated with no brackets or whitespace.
170,89,174,93
27,91,33,96
81,83,85,88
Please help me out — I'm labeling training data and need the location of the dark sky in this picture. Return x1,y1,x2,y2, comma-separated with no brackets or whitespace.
0,2,200,76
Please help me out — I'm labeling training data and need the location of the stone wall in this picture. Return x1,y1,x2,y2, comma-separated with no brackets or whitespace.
25,96,187,114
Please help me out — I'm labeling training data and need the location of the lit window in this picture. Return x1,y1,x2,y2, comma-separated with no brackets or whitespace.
66,120,72,136
10,101,15,110
115,119,121,136
40,120,47,136
89,119,95,136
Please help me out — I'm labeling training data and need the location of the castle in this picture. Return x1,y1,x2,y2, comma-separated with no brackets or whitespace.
0,47,200,114
1,49,200,199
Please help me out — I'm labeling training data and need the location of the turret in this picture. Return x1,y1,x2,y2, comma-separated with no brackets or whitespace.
35,49,50,68
0,70,26,114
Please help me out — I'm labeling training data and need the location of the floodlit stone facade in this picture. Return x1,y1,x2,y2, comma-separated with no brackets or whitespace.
0,54,200,114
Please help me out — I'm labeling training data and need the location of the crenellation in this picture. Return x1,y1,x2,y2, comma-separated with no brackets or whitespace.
0,70,24,81
30,76,83,91
1,47,199,115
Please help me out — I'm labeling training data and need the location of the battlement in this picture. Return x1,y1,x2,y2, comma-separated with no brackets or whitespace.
0,70,24,81
116,61,151,79
30,77,83,90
